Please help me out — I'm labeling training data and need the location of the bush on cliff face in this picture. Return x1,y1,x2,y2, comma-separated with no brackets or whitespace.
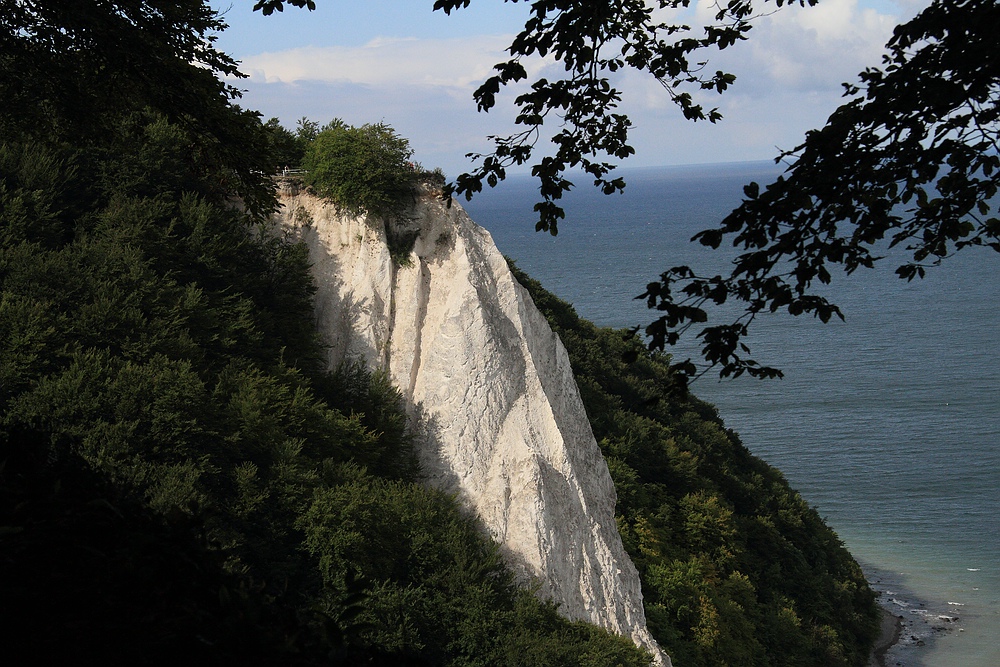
510,261,881,667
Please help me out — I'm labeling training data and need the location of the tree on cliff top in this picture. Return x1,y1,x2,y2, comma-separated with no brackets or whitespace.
301,120,415,220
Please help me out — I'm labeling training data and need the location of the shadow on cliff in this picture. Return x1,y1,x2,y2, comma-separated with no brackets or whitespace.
283,200,388,370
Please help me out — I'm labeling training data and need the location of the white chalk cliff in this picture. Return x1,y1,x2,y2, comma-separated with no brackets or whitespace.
275,180,670,666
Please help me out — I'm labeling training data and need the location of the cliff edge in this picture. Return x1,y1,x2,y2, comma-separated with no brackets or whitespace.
275,179,670,665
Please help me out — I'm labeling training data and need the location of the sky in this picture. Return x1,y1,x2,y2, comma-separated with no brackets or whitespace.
210,0,931,176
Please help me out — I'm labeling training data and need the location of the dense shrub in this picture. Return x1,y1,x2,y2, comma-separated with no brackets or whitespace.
302,120,415,220
263,117,306,172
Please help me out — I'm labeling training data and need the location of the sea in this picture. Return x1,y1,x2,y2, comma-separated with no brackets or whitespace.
463,161,1000,667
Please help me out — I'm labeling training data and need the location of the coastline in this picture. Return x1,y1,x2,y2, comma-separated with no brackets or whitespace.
862,562,966,667
869,607,903,667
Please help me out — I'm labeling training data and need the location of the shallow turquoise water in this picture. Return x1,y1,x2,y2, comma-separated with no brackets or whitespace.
466,162,1000,666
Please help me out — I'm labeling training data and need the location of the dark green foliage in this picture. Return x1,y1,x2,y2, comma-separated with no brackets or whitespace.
641,0,1000,378
510,261,880,667
264,117,306,171
0,93,648,667
0,453,293,663
255,0,316,13
298,474,650,666
1,132,329,658
311,364,419,481
302,120,416,221
0,0,277,216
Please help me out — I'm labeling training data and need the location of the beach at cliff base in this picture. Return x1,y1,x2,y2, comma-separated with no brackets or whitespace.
870,608,902,667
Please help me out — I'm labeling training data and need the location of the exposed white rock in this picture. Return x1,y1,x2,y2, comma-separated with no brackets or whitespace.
275,180,670,666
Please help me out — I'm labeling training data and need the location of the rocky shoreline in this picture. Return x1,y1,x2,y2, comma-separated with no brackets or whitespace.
866,567,963,666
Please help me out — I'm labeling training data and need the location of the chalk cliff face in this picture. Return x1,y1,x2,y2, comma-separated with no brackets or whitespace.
275,181,670,666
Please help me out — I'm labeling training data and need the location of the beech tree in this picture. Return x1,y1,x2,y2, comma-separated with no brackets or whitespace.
301,120,415,219
0,0,276,214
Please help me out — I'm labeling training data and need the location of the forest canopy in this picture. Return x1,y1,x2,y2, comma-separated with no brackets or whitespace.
3,0,880,663
0,2,650,662
0,56,651,667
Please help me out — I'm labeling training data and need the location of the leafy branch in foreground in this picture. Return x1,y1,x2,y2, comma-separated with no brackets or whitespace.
640,0,1000,380
436,0,782,234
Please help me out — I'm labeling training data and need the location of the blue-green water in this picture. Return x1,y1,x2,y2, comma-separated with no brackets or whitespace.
465,162,1000,667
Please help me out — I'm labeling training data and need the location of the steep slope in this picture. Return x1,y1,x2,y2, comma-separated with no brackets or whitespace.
511,266,881,666
1,135,653,665
276,179,669,664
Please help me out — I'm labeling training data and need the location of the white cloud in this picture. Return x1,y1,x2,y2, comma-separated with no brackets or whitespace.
743,0,898,92
593,0,932,165
238,34,555,91
609,0,909,121
233,0,931,171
